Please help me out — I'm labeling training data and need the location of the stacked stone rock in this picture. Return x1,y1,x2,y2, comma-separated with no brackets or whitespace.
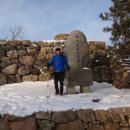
88,41,106,58
54,33,69,40
1,107,130,130
0,40,63,85
111,60,130,89
89,41,112,83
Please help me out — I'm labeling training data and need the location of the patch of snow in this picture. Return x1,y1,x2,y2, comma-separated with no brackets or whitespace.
42,40,65,43
83,67,90,69
0,80,130,117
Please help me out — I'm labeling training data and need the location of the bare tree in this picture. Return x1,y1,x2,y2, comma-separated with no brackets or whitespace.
9,24,24,40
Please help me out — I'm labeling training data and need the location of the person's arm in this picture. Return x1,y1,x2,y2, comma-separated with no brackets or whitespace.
63,56,70,71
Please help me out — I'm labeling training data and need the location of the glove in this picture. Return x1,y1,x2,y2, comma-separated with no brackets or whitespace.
47,63,50,71
47,63,50,67
66,66,70,71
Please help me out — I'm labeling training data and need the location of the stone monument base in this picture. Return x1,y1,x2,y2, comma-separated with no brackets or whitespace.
67,86,90,94
80,86,90,93
65,68,93,94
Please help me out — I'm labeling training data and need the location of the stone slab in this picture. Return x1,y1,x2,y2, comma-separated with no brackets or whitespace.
65,68,93,87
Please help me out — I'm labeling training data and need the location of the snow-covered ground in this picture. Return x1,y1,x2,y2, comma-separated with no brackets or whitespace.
0,80,130,117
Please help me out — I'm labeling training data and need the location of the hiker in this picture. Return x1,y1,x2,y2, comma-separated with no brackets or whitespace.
47,48,70,96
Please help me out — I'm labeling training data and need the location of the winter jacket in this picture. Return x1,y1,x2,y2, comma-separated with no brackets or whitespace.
48,54,69,72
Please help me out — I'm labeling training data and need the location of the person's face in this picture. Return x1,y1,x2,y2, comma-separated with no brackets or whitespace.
56,50,61,55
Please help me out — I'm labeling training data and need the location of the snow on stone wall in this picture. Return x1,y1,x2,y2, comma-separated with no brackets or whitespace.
1,108,130,130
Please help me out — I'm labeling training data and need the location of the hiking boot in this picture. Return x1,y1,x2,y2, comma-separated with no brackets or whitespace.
60,92,63,96
55,92,59,95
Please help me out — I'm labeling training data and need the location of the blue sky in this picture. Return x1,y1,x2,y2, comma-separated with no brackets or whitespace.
0,0,112,44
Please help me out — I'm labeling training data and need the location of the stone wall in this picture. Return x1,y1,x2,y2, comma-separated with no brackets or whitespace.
0,40,108,86
1,107,130,130
0,40,63,85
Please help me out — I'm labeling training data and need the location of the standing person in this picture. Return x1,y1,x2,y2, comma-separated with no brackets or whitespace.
47,48,69,96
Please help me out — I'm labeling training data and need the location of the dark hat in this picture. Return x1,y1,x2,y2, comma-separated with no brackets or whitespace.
55,48,61,51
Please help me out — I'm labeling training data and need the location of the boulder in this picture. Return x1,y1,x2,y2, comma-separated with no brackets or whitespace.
19,56,35,65
108,108,125,122
0,50,6,58
36,111,51,120
27,49,37,57
15,75,22,83
8,40,21,46
95,110,110,123
22,40,32,46
0,73,7,85
7,50,18,59
9,117,37,130
104,122,119,130
17,45,26,50
18,50,27,56
30,65,41,75
1,59,12,68
28,44,37,50
122,107,130,116
0,43,7,51
52,110,77,123
120,127,130,130
18,66,30,75
77,109,95,123
46,52,54,60
6,45,16,52
17,63,23,68
39,72,51,81
40,47,47,53
37,52,46,59
37,120,55,130
37,41,50,47
11,59,18,64
55,119,84,130
35,59,47,68
22,75,38,82
44,47,53,53
87,125,104,130
8,75,17,84
2,64,17,74
0,119,10,130
120,120,129,127
1,57,10,61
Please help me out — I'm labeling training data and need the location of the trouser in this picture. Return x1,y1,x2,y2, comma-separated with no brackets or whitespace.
54,72,64,94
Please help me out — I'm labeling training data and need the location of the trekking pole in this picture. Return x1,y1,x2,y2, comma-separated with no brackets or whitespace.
43,67,50,99
46,77,50,99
